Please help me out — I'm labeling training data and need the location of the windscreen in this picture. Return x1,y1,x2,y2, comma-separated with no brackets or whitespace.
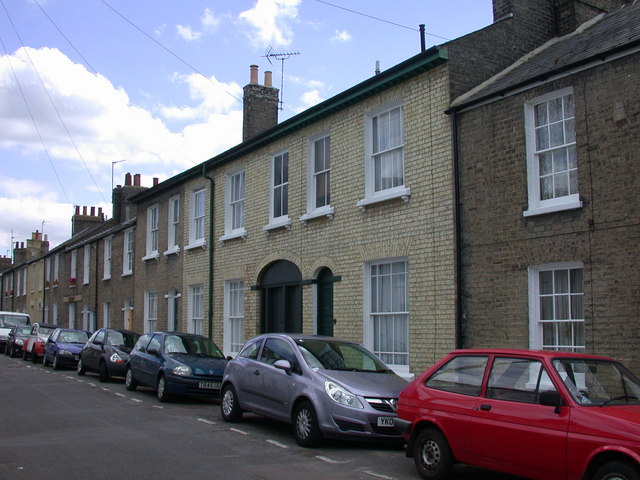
295,338,390,372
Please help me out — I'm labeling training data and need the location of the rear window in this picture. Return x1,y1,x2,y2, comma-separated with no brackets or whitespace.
425,355,488,396
0,313,30,327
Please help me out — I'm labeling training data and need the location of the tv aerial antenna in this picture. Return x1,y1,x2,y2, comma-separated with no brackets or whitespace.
263,46,300,110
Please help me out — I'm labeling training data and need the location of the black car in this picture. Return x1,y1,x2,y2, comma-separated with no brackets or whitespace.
125,332,228,402
5,325,32,357
77,328,140,382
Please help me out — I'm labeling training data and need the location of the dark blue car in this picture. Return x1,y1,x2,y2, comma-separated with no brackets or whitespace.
125,332,228,402
43,328,91,370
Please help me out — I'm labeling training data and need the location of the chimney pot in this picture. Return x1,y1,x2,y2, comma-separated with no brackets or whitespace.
125,172,132,186
83,206,88,215
90,206,96,216
134,173,141,186
153,177,159,186
75,205,80,215
250,65,259,84
264,71,273,87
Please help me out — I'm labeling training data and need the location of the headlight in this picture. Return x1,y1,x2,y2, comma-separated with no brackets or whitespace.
325,381,363,409
110,352,124,363
172,365,191,376
58,349,72,356
16,339,24,345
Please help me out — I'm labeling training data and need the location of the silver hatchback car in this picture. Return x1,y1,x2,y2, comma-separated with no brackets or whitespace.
220,333,408,446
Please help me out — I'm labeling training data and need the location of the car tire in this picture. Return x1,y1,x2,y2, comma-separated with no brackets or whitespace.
220,384,243,422
125,368,137,391
412,427,453,480
43,355,50,367
77,358,86,376
32,351,39,363
9,346,16,358
157,375,170,403
99,361,110,383
22,349,28,360
593,460,640,480
293,401,322,447
52,355,61,370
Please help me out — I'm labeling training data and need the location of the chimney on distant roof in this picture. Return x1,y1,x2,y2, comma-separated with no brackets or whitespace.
243,65,279,142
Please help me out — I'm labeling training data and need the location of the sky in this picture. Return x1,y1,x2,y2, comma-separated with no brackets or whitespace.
0,0,493,258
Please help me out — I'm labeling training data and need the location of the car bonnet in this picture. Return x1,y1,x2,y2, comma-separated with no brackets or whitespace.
317,369,408,397
171,354,227,375
55,342,84,353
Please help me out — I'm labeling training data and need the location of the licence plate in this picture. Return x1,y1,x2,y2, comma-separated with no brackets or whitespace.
377,416,395,427
198,381,221,390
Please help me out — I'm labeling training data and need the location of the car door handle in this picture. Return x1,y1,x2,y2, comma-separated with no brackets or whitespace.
479,404,492,411
252,369,260,376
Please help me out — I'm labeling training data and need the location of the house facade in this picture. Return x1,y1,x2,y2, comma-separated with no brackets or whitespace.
452,2,640,369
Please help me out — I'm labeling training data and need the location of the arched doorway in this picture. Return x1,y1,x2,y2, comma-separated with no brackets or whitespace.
316,267,334,336
259,260,302,333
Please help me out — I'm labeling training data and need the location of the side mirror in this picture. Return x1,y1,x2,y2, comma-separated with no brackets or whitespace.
539,390,564,414
274,359,292,374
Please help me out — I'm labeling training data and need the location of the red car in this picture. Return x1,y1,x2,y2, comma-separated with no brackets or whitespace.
395,349,640,480
22,323,58,363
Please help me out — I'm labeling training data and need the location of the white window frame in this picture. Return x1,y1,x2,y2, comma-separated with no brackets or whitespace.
22,267,27,296
143,204,160,261
45,257,51,289
103,302,111,328
187,188,206,249
122,228,134,276
224,280,245,357
188,285,204,335
165,195,180,255
363,257,410,378
528,262,585,352
301,132,334,224
144,290,158,333
83,245,91,285
70,249,78,286
220,170,247,242
53,254,59,286
165,288,181,331
103,236,112,280
68,302,76,328
264,150,291,231
358,101,410,211
524,88,581,216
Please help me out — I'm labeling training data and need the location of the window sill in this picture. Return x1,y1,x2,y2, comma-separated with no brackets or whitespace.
103,276,111,281
357,187,411,212
263,217,292,233
300,206,335,225
142,252,160,262
122,271,133,277
219,228,247,243
163,247,181,257
523,199,582,217
185,240,206,251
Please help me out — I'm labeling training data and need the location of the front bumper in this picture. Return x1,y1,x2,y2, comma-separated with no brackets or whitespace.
54,352,81,367
317,398,402,442
165,374,222,398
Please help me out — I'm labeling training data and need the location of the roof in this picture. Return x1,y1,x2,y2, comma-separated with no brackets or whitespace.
132,46,448,202
451,2,640,110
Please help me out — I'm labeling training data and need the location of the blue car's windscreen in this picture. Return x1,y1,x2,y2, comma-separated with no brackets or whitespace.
165,335,225,359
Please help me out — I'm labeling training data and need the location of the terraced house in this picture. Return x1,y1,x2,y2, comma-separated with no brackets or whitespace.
2,0,633,377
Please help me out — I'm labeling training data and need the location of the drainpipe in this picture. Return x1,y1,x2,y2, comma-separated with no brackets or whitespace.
202,164,215,340
450,108,463,350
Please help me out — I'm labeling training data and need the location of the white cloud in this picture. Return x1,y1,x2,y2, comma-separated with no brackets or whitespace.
332,30,351,43
239,0,300,47
176,8,221,41
176,25,202,41
300,89,323,108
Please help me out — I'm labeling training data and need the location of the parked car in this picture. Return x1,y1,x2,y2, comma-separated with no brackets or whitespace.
22,323,57,363
77,328,140,382
5,324,32,357
125,331,228,403
395,349,640,480
0,311,30,354
220,333,408,447
43,328,90,370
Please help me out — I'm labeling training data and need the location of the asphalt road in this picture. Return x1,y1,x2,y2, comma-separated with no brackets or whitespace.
0,354,522,480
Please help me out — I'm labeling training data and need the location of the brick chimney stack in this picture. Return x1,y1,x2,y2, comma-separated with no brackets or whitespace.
72,205,106,236
243,65,279,141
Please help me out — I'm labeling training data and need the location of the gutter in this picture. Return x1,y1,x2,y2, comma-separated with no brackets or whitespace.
450,109,463,350
202,164,215,340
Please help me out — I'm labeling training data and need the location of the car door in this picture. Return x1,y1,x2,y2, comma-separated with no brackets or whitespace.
245,337,297,421
45,329,60,361
83,329,105,371
468,356,569,480
134,334,163,387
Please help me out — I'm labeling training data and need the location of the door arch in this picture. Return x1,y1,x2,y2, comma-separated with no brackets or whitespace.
259,260,302,333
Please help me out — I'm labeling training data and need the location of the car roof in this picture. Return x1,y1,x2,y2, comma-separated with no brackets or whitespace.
447,348,615,362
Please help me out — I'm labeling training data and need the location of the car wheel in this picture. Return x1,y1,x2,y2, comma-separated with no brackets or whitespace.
22,349,28,360
43,354,51,367
52,355,61,370
77,358,86,376
413,427,453,480
293,401,322,447
157,375,170,403
98,361,110,383
220,384,243,422
9,346,16,358
124,368,137,391
32,351,39,363
593,461,640,480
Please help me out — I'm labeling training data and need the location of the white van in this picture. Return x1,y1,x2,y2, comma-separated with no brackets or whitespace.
0,312,30,354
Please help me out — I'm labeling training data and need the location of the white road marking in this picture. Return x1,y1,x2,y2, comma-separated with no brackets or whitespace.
315,455,348,464
229,428,248,435
363,470,395,480
129,398,142,403
265,439,288,449
197,418,216,425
